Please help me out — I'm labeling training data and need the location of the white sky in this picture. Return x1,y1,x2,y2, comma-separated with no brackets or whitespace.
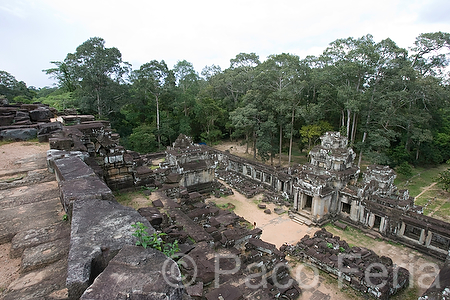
1,0,450,88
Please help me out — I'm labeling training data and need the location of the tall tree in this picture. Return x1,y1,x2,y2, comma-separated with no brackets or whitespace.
44,37,130,118
131,60,175,148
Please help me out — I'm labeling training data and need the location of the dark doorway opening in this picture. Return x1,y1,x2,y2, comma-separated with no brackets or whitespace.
304,195,313,212
374,215,382,230
341,202,351,214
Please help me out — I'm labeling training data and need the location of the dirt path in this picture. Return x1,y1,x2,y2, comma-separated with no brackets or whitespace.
415,182,437,199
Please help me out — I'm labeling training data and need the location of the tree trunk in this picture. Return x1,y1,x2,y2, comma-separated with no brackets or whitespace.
351,112,357,144
253,130,257,160
279,125,282,166
96,89,101,118
245,133,249,154
156,95,161,149
358,131,366,168
346,108,351,139
288,106,295,167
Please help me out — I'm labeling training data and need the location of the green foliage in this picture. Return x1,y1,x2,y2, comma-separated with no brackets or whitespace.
396,162,413,177
131,222,179,257
62,214,68,221
437,169,450,191
326,242,333,249
127,124,158,153
38,91,75,111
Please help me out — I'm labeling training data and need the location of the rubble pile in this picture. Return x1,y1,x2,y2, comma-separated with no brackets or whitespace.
284,228,409,300
138,192,301,299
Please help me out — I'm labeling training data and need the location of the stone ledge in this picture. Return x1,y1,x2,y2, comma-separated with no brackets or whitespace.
80,245,188,300
67,197,155,300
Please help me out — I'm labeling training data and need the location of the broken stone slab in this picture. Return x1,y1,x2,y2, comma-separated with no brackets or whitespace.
29,107,53,122
264,209,271,214
67,198,155,299
186,281,203,297
10,221,70,259
274,207,285,215
21,238,69,273
37,121,63,136
0,128,37,141
59,176,114,216
258,203,266,209
80,245,188,300
137,206,164,227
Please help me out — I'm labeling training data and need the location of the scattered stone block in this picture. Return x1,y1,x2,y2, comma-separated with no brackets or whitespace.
137,207,164,227
258,203,266,209
274,207,285,215
205,284,243,300
0,128,37,140
152,199,164,207
264,209,271,214
334,221,347,230
186,282,203,297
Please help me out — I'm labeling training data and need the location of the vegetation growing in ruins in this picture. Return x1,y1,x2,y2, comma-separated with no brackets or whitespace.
131,222,179,257
2,32,450,169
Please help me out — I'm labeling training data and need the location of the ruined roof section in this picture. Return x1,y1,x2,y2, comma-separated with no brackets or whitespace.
172,133,194,148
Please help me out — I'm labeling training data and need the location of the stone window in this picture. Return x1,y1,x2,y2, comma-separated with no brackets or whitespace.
430,233,450,250
341,202,351,214
404,224,421,241
265,174,271,183
246,166,252,176
256,171,261,181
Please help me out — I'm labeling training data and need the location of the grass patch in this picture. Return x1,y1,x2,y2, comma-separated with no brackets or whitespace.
390,284,421,300
0,173,26,183
395,164,448,197
114,190,144,207
216,202,236,211
324,223,381,248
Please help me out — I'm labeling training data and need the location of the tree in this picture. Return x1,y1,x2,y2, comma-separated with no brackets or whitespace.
131,60,175,148
0,71,34,102
44,37,130,118
437,168,450,192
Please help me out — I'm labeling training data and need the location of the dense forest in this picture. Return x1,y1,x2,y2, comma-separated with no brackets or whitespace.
2,33,450,171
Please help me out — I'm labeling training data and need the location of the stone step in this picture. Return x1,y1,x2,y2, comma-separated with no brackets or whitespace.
289,212,312,226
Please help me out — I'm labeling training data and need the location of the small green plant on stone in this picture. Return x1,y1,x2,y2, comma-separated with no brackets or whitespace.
131,222,179,257
62,214,68,221
326,242,333,249
339,246,346,253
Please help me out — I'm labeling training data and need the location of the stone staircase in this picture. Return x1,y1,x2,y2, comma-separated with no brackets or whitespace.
289,210,313,226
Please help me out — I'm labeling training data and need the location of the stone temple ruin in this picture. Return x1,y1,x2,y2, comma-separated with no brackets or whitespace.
2,105,450,299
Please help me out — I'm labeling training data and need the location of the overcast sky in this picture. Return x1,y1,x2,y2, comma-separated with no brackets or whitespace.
1,0,450,88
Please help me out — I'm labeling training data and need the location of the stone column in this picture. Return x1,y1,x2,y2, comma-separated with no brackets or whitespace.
293,190,298,211
419,229,426,245
368,213,375,228
425,231,432,247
